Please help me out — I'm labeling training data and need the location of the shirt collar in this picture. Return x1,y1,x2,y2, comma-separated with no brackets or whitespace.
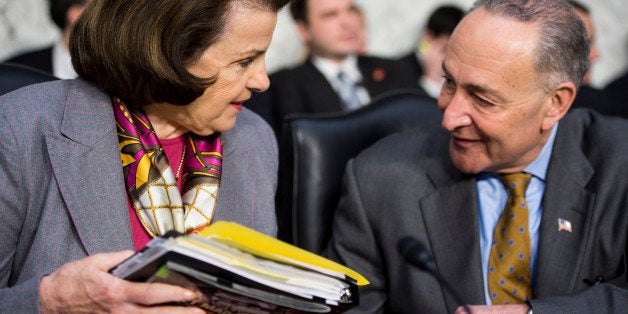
524,123,558,181
311,54,362,84
52,39,78,79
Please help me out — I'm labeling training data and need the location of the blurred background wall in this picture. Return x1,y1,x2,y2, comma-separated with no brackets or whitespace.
1,0,626,88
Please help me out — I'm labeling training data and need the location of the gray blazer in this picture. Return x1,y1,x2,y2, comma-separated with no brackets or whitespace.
326,109,628,313
0,79,278,312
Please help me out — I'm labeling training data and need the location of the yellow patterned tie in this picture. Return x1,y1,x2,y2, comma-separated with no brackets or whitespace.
488,172,533,304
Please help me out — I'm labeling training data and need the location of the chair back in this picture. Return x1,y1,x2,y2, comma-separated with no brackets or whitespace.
0,62,58,96
277,90,442,253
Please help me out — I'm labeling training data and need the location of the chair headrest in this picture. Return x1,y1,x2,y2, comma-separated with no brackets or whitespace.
0,62,59,96
277,89,443,253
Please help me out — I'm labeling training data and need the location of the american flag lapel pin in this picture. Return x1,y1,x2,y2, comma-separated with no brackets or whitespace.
558,218,573,232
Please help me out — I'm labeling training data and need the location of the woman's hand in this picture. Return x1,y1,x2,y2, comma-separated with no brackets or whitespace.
39,250,205,313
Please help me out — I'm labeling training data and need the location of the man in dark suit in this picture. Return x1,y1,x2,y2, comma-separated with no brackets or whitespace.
395,5,464,99
246,0,408,132
567,1,626,118
326,0,627,313
5,0,87,79
605,70,628,117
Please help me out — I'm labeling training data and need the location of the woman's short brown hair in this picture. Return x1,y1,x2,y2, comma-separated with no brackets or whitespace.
70,0,290,108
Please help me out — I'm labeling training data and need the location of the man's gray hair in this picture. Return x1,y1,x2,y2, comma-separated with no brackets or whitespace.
471,0,589,89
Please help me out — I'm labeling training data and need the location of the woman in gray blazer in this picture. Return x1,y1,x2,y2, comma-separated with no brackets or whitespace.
0,0,290,312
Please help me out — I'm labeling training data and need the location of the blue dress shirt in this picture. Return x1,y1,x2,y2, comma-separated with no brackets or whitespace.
476,124,558,305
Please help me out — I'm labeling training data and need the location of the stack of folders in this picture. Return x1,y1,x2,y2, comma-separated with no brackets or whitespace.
110,221,368,313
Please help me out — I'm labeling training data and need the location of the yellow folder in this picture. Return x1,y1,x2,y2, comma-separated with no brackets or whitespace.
196,221,369,286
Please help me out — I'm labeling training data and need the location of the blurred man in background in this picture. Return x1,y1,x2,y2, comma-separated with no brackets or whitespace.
396,5,464,99
568,0,627,117
246,0,407,132
6,0,87,79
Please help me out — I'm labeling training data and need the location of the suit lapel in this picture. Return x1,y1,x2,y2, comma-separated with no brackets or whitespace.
358,57,379,94
534,122,595,297
46,80,133,255
302,60,343,112
357,56,394,96
420,174,487,308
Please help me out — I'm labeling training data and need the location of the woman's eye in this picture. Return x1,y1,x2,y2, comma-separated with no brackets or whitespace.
238,58,254,68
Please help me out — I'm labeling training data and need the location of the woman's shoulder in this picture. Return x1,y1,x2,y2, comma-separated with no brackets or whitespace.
223,108,277,150
0,79,103,112
231,108,271,130
0,79,111,136
0,80,69,122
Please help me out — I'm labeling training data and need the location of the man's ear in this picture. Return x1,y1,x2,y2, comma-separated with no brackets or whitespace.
541,81,577,130
66,4,85,28
295,21,310,43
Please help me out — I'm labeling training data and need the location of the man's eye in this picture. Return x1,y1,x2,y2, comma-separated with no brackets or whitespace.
441,76,455,89
474,95,494,106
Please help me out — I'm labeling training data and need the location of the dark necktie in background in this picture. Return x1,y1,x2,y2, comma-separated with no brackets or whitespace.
337,71,363,110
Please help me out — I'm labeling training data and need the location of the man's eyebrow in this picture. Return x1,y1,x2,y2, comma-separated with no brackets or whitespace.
442,61,503,98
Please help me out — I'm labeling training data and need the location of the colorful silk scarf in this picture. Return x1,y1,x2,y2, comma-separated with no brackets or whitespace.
113,97,222,237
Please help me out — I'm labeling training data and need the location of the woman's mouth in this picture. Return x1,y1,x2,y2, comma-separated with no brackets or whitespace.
230,101,245,112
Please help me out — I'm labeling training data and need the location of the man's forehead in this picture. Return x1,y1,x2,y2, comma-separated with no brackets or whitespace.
308,0,350,14
447,10,538,71
453,8,540,45
442,14,542,102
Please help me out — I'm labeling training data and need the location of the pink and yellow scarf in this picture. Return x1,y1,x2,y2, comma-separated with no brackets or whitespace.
113,97,222,237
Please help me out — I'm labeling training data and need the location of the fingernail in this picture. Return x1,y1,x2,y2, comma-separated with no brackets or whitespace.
182,290,196,298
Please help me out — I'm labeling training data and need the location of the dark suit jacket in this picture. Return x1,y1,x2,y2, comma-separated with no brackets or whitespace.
0,79,279,312
326,108,628,313
605,72,628,118
393,52,430,97
571,85,628,119
246,55,410,132
5,46,54,74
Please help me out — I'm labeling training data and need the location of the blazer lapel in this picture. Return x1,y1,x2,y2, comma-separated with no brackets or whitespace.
46,80,133,255
534,124,595,297
420,174,486,308
302,60,344,112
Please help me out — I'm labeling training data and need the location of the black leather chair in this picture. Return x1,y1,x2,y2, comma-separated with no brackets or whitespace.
0,62,58,96
277,89,443,254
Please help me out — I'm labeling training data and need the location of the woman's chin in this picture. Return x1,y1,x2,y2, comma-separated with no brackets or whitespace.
207,118,238,135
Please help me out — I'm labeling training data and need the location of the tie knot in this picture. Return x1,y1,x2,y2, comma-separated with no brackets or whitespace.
337,71,350,82
499,172,532,197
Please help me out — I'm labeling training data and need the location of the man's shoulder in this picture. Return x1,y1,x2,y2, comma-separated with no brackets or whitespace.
561,108,628,146
557,108,628,167
345,126,456,196
270,61,318,81
358,54,399,69
6,46,53,61
395,52,417,63
358,54,418,89
355,125,450,169
5,46,54,71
